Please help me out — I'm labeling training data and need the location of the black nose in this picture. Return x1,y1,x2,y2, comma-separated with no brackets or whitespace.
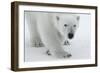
68,33,74,39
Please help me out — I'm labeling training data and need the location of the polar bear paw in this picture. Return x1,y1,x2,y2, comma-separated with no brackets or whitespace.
31,39,44,47
46,50,72,58
55,50,72,58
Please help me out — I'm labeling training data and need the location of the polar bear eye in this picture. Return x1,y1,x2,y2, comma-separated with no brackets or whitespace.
73,25,76,27
64,24,68,27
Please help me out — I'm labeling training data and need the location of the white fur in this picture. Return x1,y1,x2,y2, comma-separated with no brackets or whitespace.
25,12,79,58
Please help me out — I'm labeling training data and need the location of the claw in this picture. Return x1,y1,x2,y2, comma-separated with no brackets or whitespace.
64,41,70,45
67,54,72,58
64,56,66,58
46,50,51,56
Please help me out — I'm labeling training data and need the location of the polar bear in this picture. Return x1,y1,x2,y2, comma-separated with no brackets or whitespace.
25,12,80,58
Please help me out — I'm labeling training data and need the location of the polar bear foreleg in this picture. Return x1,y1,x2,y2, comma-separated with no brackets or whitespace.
39,30,71,58
25,12,44,47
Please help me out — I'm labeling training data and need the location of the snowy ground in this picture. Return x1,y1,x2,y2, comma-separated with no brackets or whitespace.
25,39,91,62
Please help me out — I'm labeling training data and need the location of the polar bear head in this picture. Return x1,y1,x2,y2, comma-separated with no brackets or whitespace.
54,14,80,40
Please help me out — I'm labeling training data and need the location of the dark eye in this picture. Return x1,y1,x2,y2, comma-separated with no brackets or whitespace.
64,24,68,27
73,25,76,27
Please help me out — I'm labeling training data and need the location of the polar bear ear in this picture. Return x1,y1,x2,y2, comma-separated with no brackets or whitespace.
56,16,60,21
77,16,80,21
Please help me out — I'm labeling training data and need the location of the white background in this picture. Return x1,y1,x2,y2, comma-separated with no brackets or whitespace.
0,0,99,73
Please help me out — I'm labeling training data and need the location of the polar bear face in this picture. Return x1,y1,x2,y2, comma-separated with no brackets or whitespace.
55,14,80,40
